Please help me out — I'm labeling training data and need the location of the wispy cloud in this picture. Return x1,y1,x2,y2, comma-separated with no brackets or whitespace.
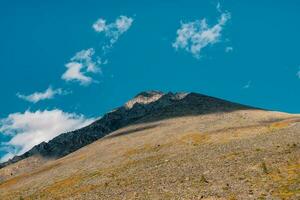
62,62,92,85
93,15,134,52
0,109,94,162
71,48,100,73
216,2,222,13
296,67,300,78
225,46,233,53
243,81,251,89
62,48,103,85
17,86,68,103
62,16,133,86
172,6,231,58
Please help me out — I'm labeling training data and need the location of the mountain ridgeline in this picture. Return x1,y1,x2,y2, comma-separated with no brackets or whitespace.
0,91,253,168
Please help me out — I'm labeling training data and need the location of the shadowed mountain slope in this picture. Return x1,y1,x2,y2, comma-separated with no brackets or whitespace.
0,91,254,168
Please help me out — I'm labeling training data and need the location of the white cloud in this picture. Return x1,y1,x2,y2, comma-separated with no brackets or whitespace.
225,46,233,53
62,16,133,86
93,15,134,51
92,18,106,32
71,48,100,73
62,48,102,85
297,68,300,79
172,10,231,58
17,86,68,103
0,109,94,162
62,62,92,85
0,152,14,163
61,16,133,85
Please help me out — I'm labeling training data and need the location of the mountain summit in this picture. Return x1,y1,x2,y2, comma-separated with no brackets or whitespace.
0,91,251,168
124,91,165,109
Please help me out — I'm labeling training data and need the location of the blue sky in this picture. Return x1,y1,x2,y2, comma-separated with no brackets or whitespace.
0,0,300,161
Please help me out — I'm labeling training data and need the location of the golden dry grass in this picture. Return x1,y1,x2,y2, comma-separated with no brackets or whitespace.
0,110,299,199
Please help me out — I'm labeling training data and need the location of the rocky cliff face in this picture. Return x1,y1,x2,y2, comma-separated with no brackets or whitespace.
0,91,253,168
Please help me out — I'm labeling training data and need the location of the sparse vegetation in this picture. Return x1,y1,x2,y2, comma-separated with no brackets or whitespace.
261,162,268,174
0,108,299,199
200,175,209,184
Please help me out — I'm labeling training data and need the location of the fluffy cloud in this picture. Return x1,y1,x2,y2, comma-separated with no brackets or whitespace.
172,10,231,58
17,86,68,103
0,109,94,162
62,48,102,85
71,48,100,73
62,62,92,85
92,18,106,32
93,15,134,51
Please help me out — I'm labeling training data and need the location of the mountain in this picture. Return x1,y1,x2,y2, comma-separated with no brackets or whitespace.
0,91,299,199
0,91,251,168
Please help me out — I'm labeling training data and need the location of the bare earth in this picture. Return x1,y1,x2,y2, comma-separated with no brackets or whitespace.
0,109,299,199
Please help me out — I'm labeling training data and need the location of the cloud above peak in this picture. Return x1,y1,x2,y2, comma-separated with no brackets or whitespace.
17,86,68,103
172,9,231,58
62,48,103,85
71,48,100,73
0,109,94,162
62,15,133,86
62,62,93,85
93,15,134,51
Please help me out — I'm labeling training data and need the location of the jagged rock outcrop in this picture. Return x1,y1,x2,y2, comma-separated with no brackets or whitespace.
0,91,254,168
124,91,164,109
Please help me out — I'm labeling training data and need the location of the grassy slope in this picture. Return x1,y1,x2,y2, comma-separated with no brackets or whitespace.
0,109,299,200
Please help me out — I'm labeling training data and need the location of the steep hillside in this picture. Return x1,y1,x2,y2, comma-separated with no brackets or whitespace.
0,91,251,168
0,91,299,199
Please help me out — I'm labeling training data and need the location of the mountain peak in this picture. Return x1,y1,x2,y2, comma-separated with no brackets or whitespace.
124,91,190,109
134,90,164,98
124,90,164,109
